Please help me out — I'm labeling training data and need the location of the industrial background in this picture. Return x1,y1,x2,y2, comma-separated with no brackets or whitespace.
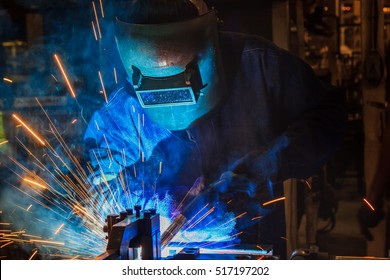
0,0,389,260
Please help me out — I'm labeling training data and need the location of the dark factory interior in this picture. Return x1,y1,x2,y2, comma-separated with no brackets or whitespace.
0,0,389,261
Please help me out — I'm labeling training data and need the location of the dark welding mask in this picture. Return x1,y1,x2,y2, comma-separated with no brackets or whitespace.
115,10,225,130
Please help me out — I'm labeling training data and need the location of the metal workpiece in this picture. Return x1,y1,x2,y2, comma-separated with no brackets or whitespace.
96,206,161,260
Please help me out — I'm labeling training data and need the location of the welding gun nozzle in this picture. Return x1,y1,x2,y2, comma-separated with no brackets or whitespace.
161,214,187,247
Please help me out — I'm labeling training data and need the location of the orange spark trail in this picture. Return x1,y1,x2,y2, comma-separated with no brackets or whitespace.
304,180,312,190
218,212,247,228
29,249,38,260
92,1,102,39
114,67,118,83
99,0,105,18
91,21,98,41
23,178,47,190
71,119,77,124
54,54,76,98
54,224,65,235
363,198,375,211
0,140,8,146
262,196,286,206
3,77,13,83
0,241,14,248
12,114,45,146
29,239,65,246
256,244,265,251
98,71,108,103
251,216,263,221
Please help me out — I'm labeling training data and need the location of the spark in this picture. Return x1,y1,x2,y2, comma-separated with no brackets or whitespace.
262,196,286,206
29,249,38,260
363,198,375,211
159,161,163,174
256,244,265,251
22,234,42,239
29,239,65,246
54,224,65,235
102,134,113,167
71,119,77,124
133,164,137,177
94,120,100,130
92,1,102,39
23,178,47,189
251,216,263,221
186,206,215,230
99,0,105,18
0,223,11,226
51,74,58,82
26,204,33,211
0,140,8,146
54,54,77,98
280,237,288,241
138,114,141,156
12,114,45,146
217,212,247,228
3,77,13,83
114,67,117,84
0,241,14,248
73,205,100,225
91,21,98,41
304,180,312,190
98,71,108,103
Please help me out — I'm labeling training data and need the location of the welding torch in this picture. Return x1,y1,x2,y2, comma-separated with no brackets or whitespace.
160,180,223,247
161,171,257,247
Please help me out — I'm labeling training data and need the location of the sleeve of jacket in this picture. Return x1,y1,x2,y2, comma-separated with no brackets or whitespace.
83,89,141,183
250,44,347,181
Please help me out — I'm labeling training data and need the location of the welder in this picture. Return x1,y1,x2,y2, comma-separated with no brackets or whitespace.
84,0,346,259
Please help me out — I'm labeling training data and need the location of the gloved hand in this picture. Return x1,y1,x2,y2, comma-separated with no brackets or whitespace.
209,171,257,199
357,203,384,241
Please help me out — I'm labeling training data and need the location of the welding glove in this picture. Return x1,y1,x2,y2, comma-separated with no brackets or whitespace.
357,203,384,241
211,143,283,201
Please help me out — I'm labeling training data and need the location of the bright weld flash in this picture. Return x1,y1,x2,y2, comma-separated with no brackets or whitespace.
12,114,45,146
54,54,76,98
262,196,286,206
363,198,375,211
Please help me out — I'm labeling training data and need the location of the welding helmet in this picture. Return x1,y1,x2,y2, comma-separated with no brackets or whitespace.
115,8,225,130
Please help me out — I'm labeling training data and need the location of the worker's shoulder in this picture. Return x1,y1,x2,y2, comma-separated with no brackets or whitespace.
219,31,281,55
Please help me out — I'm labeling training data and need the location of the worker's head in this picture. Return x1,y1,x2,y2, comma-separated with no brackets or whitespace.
115,0,225,130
